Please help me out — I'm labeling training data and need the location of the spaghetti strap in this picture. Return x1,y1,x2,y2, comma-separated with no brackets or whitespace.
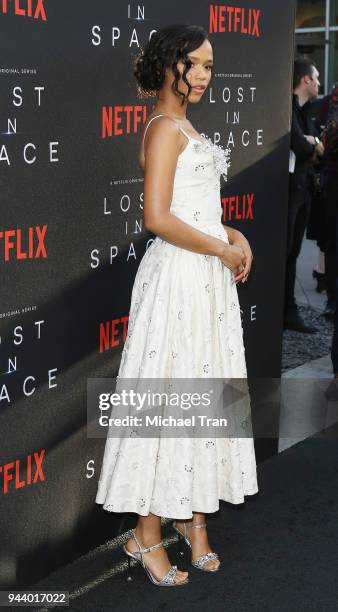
176,125,191,140
142,114,165,142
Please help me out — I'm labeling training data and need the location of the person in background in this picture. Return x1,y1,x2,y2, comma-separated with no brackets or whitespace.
319,82,338,320
312,251,326,294
285,57,324,333
326,215,338,400
332,214,338,377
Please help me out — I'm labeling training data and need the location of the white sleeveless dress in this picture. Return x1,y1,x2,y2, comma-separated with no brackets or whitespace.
95,114,259,519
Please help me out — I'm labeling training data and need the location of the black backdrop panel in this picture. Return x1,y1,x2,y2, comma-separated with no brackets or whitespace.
0,0,295,588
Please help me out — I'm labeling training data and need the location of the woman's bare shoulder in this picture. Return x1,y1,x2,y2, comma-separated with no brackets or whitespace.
138,114,183,170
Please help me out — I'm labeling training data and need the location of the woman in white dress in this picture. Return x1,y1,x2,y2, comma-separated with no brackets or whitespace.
95,24,258,587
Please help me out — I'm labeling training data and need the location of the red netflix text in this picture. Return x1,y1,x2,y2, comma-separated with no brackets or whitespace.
0,225,47,262
222,194,254,221
99,316,129,353
102,106,147,139
210,5,261,37
0,449,45,495
1,0,47,20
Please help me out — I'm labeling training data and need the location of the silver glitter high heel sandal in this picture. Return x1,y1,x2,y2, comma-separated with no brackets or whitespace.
172,521,220,572
122,528,189,586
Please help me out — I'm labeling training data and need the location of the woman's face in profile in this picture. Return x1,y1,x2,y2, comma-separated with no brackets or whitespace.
167,38,213,102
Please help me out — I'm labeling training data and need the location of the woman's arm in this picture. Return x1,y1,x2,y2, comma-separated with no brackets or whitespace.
143,117,245,273
222,225,241,245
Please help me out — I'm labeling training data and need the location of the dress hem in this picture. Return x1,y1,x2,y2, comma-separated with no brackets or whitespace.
95,485,259,519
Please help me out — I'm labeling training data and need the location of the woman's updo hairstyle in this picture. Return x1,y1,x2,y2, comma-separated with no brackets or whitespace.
134,24,209,105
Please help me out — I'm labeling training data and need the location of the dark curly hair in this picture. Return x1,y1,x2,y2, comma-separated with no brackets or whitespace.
133,24,209,105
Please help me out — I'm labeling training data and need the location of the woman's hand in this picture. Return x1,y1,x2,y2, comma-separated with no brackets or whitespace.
218,244,246,277
221,226,253,283
232,235,253,283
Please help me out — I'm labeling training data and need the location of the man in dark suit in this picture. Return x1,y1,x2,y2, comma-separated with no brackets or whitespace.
284,57,325,333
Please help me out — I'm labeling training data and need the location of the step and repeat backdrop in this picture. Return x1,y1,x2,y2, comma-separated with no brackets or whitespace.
1,0,295,588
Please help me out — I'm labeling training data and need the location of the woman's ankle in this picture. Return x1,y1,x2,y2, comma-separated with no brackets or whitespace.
134,524,162,547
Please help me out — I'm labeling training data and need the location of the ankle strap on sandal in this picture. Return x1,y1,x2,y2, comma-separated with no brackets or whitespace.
131,528,163,553
186,522,206,530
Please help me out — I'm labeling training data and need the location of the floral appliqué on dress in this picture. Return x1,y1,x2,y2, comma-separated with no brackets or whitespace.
193,135,231,183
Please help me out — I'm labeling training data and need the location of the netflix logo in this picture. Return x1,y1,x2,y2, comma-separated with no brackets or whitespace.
102,106,147,139
0,449,45,495
222,193,254,221
210,5,261,37
99,316,129,353
0,225,47,262
0,0,47,20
